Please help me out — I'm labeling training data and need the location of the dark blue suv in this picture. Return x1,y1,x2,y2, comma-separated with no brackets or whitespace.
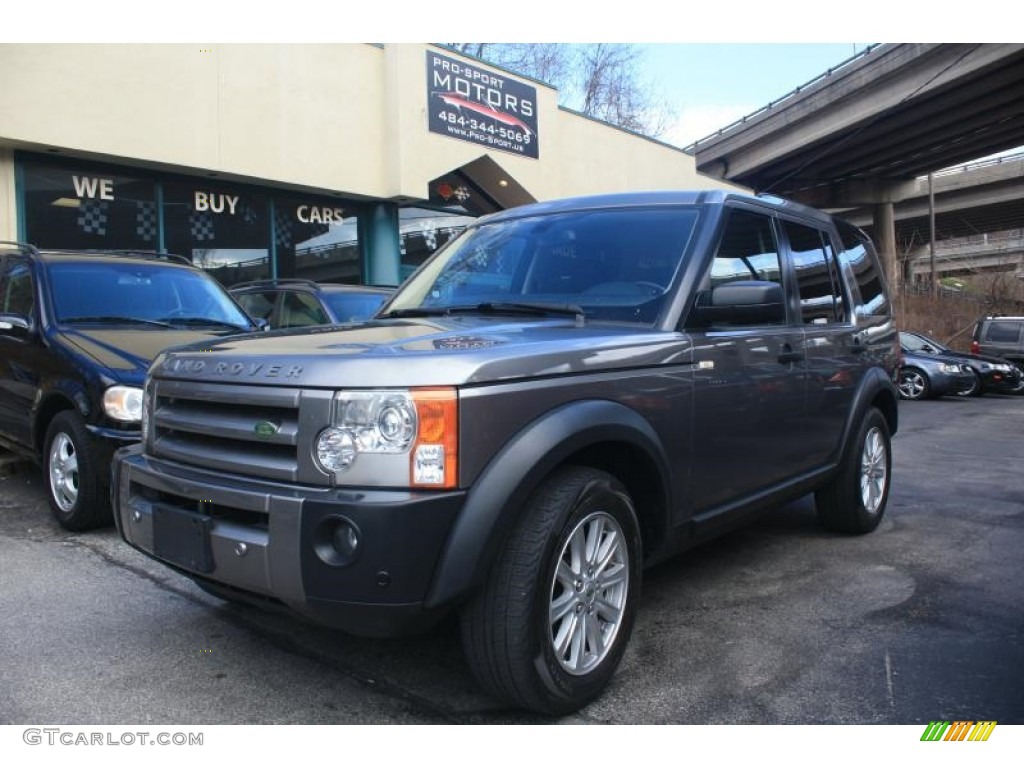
0,243,258,530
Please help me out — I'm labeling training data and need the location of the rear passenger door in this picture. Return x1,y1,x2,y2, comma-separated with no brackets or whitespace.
684,207,806,515
779,218,858,467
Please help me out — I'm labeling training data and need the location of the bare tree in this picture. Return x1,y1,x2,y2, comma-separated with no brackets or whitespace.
446,43,673,139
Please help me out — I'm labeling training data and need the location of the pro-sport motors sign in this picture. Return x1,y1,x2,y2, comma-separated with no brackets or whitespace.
427,51,539,159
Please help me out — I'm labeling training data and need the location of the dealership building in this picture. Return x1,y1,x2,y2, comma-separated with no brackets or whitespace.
0,44,730,287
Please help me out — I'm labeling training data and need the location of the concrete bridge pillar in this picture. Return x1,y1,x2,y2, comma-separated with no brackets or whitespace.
873,202,899,294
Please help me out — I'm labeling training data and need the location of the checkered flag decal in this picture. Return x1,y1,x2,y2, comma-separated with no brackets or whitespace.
241,202,258,226
422,219,438,251
453,186,471,203
135,201,157,242
189,210,216,242
77,200,109,236
274,208,293,249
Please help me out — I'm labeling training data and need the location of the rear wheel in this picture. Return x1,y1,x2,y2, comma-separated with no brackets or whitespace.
460,466,642,715
816,407,891,534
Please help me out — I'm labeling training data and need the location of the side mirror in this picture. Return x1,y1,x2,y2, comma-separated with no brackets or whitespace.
0,313,33,337
692,280,786,326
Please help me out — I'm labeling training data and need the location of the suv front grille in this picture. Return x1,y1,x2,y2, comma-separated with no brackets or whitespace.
150,380,304,482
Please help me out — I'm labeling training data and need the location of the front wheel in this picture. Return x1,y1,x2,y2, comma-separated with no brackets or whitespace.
897,368,930,400
44,411,111,531
460,466,642,715
815,407,891,534
956,370,983,397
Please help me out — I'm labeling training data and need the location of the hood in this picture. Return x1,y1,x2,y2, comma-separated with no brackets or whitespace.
58,327,251,384
152,317,694,389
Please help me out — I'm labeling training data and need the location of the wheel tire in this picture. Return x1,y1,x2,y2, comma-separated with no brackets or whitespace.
460,466,642,715
897,368,930,400
815,407,891,535
43,411,112,531
956,370,983,398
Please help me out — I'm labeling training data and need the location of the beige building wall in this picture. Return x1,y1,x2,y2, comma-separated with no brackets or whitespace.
0,42,734,241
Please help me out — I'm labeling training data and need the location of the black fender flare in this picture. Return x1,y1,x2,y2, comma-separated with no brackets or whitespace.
837,367,899,465
424,399,672,610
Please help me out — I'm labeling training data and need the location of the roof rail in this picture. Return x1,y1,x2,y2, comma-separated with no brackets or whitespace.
229,278,319,290
0,241,42,258
0,243,192,266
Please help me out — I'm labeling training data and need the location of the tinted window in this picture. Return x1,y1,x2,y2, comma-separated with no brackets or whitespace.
710,209,782,288
48,262,251,328
389,208,699,326
278,291,329,328
836,220,888,318
687,208,785,327
0,258,35,317
235,291,277,323
785,220,842,325
984,321,1022,343
322,291,390,322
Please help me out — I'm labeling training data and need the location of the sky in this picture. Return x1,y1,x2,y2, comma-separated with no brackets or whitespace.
638,43,872,147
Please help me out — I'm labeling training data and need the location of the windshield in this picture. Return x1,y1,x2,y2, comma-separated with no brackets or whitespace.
48,261,252,329
323,291,391,323
387,207,700,325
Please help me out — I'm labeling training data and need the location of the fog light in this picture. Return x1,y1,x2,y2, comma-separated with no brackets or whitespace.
313,517,362,567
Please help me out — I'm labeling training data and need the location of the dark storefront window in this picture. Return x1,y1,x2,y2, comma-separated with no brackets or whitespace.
18,154,368,288
21,160,158,251
274,198,362,283
162,182,271,285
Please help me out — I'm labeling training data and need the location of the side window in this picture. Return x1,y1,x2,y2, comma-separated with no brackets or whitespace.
985,321,1022,344
235,291,277,323
783,220,843,325
835,220,889,318
279,291,329,328
0,258,35,317
687,209,785,327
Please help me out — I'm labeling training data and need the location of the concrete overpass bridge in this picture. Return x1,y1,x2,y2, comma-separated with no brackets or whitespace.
689,43,1024,288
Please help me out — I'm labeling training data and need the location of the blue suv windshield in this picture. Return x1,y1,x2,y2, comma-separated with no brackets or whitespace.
386,207,700,325
47,261,251,329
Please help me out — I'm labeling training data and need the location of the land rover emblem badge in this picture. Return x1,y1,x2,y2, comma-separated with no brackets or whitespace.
254,421,279,437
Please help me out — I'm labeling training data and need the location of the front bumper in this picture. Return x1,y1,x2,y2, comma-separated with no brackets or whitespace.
980,367,1023,394
113,446,465,637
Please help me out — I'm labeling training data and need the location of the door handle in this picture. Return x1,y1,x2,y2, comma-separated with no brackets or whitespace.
778,345,802,365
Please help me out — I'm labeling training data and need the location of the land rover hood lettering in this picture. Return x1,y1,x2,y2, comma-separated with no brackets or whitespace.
163,357,303,378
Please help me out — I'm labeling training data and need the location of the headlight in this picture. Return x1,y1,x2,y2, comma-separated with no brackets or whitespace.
103,385,144,422
939,363,960,374
315,388,457,488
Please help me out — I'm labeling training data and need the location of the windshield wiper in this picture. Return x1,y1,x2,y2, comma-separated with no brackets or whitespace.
156,317,252,331
387,302,585,323
62,315,175,328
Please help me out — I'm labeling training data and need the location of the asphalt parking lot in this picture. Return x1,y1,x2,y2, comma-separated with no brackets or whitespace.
1,395,1022,726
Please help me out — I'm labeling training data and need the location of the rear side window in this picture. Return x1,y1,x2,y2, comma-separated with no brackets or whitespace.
784,220,845,325
984,321,1023,343
835,221,888,318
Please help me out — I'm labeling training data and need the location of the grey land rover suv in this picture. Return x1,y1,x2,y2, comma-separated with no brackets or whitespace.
113,190,899,715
